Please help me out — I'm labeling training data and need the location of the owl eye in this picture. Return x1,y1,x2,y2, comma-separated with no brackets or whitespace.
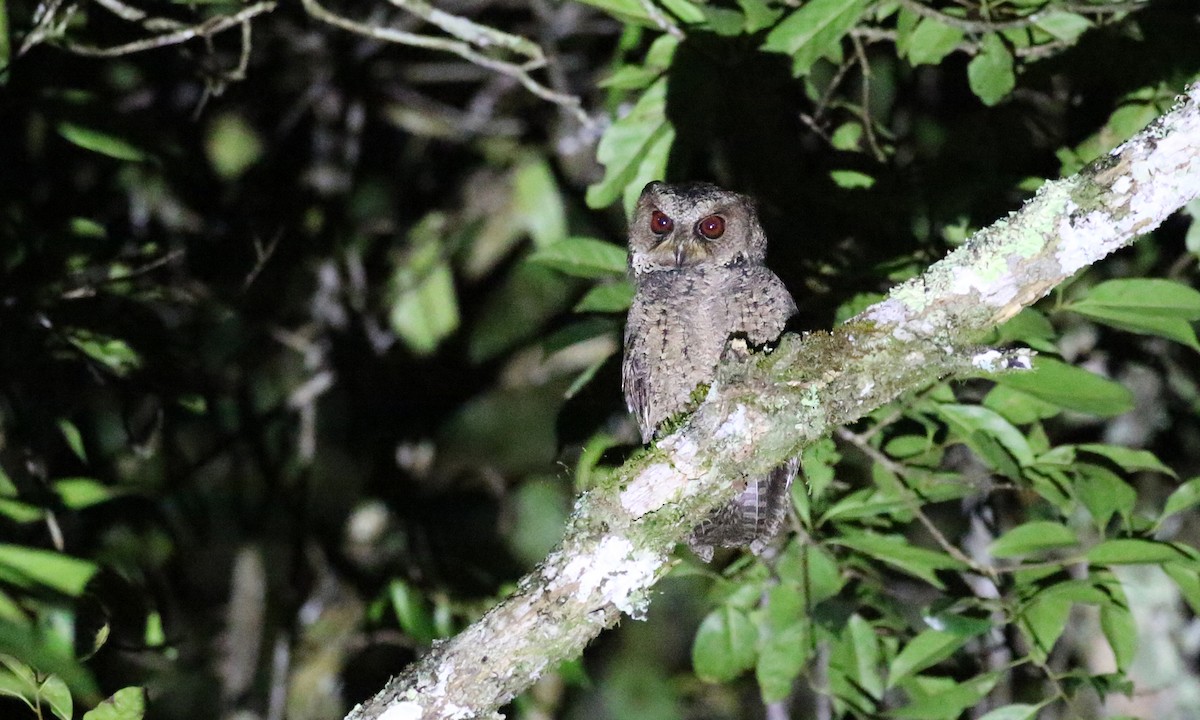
649,210,674,235
697,215,725,240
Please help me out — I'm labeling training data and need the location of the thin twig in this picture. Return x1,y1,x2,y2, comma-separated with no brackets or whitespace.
57,2,275,57
850,34,887,162
300,0,593,128
836,427,998,580
637,0,685,39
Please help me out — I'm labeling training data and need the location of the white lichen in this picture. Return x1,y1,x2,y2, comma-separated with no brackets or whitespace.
379,700,424,720
619,462,683,516
554,537,658,618
714,404,749,441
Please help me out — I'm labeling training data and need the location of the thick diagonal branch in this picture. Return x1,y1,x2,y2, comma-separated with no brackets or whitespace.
346,82,1200,720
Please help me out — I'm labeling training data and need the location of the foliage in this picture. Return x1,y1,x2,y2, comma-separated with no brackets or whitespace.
1,0,1199,718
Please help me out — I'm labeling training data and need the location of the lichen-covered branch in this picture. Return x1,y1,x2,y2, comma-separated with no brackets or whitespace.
345,83,1200,720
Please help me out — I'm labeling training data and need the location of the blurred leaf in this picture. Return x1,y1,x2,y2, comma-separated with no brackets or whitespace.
574,281,635,313
692,606,757,682
527,237,627,279
587,78,674,215
736,0,782,33
989,521,1079,559
513,156,566,248
1099,597,1137,672
935,403,1033,474
1018,594,1070,663
0,499,45,523
892,671,999,719
389,216,460,356
54,478,121,509
205,112,263,180
1035,11,1091,43
40,674,73,720
1074,444,1176,477
1076,464,1136,528
830,170,875,189
975,703,1041,720
763,0,870,76
57,122,148,162
506,477,568,566
756,583,810,701
829,614,883,705
82,687,147,720
1162,476,1200,519
1088,539,1185,565
967,34,1015,106
0,545,97,596
389,579,437,644
887,628,980,688
832,532,965,589
567,0,653,24
439,383,566,475
67,330,142,377
1065,278,1200,350
905,17,963,66
992,356,1133,417
470,263,574,362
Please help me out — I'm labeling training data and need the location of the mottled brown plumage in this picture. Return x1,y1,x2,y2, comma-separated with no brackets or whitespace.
622,181,798,561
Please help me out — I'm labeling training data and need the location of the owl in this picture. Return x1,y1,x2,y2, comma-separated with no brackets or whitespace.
622,181,799,562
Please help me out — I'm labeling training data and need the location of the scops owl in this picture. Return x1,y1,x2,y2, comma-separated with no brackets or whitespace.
622,181,799,562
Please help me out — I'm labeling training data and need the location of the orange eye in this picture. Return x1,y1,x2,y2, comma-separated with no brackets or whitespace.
650,210,673,235
698,215,725,240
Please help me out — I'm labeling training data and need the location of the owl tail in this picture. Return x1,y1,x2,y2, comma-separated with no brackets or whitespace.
687,458,799,562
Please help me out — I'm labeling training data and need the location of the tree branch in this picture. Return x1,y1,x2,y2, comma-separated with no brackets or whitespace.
345,82,1200,720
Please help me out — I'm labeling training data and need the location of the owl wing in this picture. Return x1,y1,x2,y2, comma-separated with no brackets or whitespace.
621,291,657,444
725,266,797,346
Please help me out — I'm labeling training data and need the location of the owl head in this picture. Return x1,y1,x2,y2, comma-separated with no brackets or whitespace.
627,181,768,275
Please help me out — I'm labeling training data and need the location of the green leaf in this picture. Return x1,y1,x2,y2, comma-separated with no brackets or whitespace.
833,532,966,589
40,675,73,720
513,156,567,248
389,579,437,644
1035,11,1091,43
1065,278,1200,350
59,419,89,463
1164,562,1200,614
905,18,964,66
992,356,1133,417
1162,476,1200,519
55,478,121,509
967,34,1015,106
470,264,574,362
829,614,883,703
757,587,810,703
57,122,148,162
887,629,978,688
527,237,628,279
0,545,99,596
574,281,635,313
1018,594,1070,662
935,403,1033,473
83,687,147,720
693,606,757,682
983,385,1061,424
1087,539,1186,565
1075,444,1176,477
892,671,999,719
587,78,674,215
67,331,142,377
389,261,458,356
571,0,653,24
762,0,870,76
736,0,782,33
205,112,263,179
1100,599,1137,672
988,521,1079,558
976,704,1041,720
830,170,875,189
1076,464,1136,528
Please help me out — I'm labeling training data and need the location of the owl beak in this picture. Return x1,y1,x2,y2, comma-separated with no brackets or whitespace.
673,241,687,268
